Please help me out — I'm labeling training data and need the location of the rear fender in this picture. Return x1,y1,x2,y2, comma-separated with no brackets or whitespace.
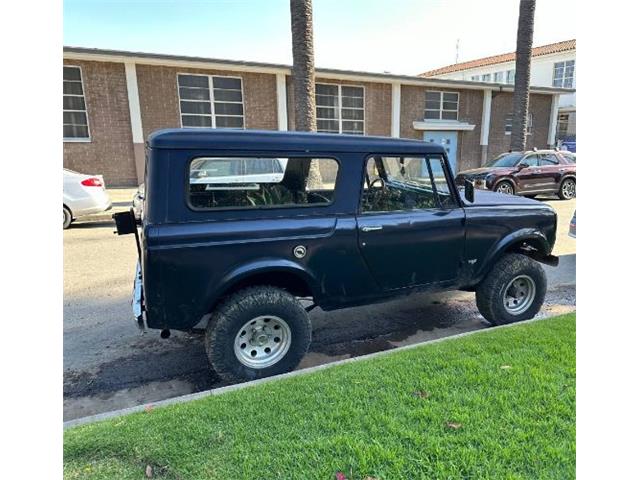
209,258,320,311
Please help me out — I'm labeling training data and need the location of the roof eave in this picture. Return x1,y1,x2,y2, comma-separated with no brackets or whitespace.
63,46,573,95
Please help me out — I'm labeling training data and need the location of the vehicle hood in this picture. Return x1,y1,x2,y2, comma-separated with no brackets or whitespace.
465,189,543,207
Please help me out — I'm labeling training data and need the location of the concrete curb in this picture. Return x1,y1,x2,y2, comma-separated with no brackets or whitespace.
63,314,569,430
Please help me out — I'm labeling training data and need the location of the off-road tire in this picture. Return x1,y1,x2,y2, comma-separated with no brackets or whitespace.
558,178,576,200
63,207,72,229
205,286,312,383
475,253,546,325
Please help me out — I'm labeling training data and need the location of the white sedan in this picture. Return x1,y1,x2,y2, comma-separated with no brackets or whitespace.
63,169,112,229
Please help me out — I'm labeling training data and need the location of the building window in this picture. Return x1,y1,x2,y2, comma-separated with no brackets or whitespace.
493,71,504,83
63,66,90,140
177,74,244,128
505,112,533,135
315,84,364,134
425,91,459,121
506,69,515,84
481,73,491,82
470,75,479,81
553,60,575,88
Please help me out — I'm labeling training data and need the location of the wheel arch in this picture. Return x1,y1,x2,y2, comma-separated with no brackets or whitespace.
493,177,517,192
208,259,319,314
473,228,552,283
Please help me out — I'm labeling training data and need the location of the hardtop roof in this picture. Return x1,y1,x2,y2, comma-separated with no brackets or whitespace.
148,129,447,155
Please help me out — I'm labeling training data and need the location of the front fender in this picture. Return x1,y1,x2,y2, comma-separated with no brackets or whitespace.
472,228,551,283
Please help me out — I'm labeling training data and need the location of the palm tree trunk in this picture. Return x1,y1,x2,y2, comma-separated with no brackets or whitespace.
510,0,536,151
289,0,323,189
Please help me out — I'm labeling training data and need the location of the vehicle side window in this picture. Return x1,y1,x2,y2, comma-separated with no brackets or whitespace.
521,154,539,167
539,154,559,166
188,156,338,210
361,155,454,213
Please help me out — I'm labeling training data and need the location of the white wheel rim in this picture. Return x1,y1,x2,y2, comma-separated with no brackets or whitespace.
233,315,292,369
502,275,536,315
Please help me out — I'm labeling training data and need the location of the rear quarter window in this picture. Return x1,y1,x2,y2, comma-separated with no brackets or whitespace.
188,156,339,210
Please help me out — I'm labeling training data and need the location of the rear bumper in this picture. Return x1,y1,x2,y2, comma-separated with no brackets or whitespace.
133,261,146,330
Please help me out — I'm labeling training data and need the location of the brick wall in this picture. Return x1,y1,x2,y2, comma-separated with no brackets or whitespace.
136,65,279,140
488,92,552,159
287,77,392,136
400,86,484,171
63,60,137,186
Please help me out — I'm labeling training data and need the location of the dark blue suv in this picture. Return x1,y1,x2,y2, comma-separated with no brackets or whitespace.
115,129,558,382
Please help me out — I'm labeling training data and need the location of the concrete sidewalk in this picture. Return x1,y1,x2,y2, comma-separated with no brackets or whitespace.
75,187,137,223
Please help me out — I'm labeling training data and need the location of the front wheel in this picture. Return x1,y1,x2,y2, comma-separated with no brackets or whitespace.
495,180,515,195
559,178,576,200
205,286,312,383
475,253,547,325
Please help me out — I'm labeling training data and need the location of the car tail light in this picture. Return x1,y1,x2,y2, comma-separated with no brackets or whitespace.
81,177,103,187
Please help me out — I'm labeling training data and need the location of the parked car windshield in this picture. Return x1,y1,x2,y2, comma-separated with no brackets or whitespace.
486,152,523,168
560,152,576,163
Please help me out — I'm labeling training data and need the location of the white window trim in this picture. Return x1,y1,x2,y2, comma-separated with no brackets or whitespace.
552,61,575,88
424,90,459,121
63,64,91,142
504,112,533,136
315,82,366,135
177,73,246,129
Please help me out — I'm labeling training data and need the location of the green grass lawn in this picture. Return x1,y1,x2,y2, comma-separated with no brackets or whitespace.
64,313,576,480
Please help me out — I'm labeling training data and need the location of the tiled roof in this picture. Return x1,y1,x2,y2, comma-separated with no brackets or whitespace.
419,39,575,77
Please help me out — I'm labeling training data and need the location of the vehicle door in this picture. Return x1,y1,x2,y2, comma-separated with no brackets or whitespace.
513,153,540,193
356,154,465,290
537,153,565,192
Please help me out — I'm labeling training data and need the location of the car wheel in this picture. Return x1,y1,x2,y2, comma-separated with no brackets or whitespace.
63,207,72,229
475,253,547,325
495,181,514,195
205,286,312,383
559,178,576,200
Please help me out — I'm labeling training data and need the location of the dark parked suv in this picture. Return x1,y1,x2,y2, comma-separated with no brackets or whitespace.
115,129,558,382
455,150,576,200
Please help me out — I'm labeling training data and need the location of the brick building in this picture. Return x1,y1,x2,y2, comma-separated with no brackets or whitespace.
63,47,573,186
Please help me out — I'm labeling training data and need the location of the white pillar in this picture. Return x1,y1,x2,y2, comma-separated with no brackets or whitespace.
391,82,401,137
276,73,288,131
124,62,145,182
480,89,492,164
124,62,143,143
547,94,560,147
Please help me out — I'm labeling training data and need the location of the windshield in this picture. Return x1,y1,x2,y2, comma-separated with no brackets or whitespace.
486,152,523,168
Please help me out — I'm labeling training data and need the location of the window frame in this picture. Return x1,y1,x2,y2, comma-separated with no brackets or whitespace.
506,69,515,84
177,73,246,129
315,82,366,135
424,90,459,121
553,60,575,88
185,153,341,212
63,65,91,142
358,153,461,215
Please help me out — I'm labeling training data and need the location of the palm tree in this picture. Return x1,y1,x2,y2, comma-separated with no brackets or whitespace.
510,0,536,151
289,0,322,188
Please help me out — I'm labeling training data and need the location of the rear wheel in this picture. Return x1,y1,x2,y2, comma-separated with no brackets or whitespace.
205,286,312,383
559,178,576,200
475,253,546,325
63,207,72,229
495,181,514,195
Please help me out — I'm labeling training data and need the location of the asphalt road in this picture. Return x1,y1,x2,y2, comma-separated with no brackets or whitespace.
64,197,576,421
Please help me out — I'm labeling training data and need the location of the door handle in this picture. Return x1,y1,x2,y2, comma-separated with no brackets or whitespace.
361,225,383,232
534,169,542,173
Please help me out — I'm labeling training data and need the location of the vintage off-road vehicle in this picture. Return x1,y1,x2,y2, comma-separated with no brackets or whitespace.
115,129,558,383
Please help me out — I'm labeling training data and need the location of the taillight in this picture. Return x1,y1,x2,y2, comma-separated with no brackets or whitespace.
81,177,103,187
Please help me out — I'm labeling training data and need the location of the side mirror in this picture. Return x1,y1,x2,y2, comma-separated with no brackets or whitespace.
464,179,475,203
517,162,529,170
